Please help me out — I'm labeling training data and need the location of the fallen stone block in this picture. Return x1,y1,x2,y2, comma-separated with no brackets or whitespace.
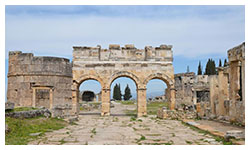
225,130,244,140
5,101,15,111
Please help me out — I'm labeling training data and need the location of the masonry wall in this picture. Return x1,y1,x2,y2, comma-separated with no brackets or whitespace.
72,44,175,116
228,42,245,124
174,72,210,107
7,51,73,108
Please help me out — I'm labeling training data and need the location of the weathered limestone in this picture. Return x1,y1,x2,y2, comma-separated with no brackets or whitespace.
228,42,245,124
174,72,210,107
7,51,73,111
174,42,245,125
72,44,175,117
5,101,15,111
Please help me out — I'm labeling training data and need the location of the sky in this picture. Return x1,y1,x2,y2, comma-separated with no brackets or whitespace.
5,5,245,100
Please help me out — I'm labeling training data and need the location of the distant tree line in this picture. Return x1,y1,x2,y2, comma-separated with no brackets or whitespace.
196,58,228,75
113,84,132,101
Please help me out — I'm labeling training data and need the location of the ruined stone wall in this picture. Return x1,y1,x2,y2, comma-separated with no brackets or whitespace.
72,44,175,116
7,51,72,109
228,42,245,124
174,72,210,107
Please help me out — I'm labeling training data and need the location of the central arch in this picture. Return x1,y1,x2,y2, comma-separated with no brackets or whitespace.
107,71,141,89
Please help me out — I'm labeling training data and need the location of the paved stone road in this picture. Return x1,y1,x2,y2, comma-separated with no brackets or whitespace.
29,102,224,145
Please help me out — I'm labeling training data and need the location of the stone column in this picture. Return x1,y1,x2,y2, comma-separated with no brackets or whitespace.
49,88,53,109
229,61,240,121
193,90,197,105
32,88,36,108
209,76,218,115
101,88,110,116
169,88,176,110
71,82,79,115
137,88,147,117
241,59,245,103
217,68,229,116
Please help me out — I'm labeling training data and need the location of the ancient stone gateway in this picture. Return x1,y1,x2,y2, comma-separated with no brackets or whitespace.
72,44,175,117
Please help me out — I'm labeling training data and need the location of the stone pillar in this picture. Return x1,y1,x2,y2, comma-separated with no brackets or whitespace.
137,88,147,117
193,90,197,105
169,88,176,110
241,59,245,103
228,61,241,121
49,89,53,109
72,82,79,115
217,68,229,116
32,88,36,108
209,76,218,115
241,59,245,124
101,88,110,116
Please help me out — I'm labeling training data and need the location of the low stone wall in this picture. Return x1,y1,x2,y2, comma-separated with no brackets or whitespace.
51,104,72,118
5,108,51,119
157,107,197,120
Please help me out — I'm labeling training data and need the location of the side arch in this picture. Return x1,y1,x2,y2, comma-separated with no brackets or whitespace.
107,71,142,89
143,73,174,88
74,74,105,89
143,72,176,110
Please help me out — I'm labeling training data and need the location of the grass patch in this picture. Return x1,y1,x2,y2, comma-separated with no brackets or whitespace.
5,116,68,145
59,138,67,145
136,135,146,143
91,128,97,135
140,135,146,140
7,107,38,112
186,140,193,144
147,102,168,115
130,116,137,121
146,133,161,136
116,100,135,105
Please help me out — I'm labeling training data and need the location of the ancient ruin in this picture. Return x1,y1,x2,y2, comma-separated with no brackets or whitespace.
174,42,245,125
7,51,72,109
6,42,245,124
72,44,175,117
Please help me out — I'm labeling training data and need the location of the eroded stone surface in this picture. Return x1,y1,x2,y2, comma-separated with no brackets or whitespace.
29,103,224,145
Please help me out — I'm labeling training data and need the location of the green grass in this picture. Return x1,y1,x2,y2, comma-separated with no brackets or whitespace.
91,128,96,135
5,116,68,145
186,140,193,144
7,107,38,112
116,100,135,105
147,102,168,115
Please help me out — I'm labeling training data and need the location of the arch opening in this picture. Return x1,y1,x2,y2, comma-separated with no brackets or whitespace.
146,78,169,115
78,79,102,115
110,76,138,116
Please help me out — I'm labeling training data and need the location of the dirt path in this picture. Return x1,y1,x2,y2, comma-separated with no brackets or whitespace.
29,103,225,145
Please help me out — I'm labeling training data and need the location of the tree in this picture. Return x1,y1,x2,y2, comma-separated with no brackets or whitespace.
187,66,190,73
204,58,216,75
118,84,122,100
113,83,122,100
219,59,222,67
113,84,119,100
224,59,228,67
197,61,202,75
124,84,132,101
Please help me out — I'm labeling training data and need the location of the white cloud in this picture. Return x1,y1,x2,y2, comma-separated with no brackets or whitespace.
5,9,244,59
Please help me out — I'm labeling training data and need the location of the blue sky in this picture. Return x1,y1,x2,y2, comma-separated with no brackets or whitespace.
5,5,245,100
